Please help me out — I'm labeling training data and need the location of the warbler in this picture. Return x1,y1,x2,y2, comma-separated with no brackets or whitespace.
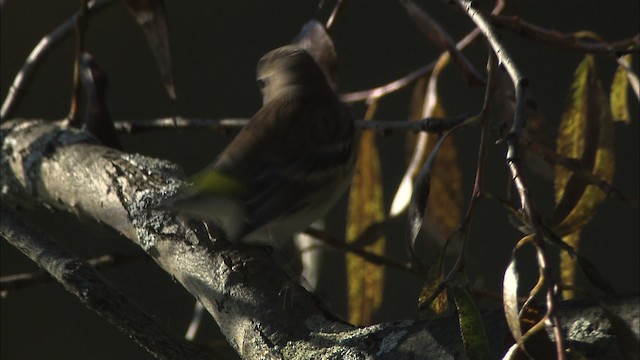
164,45,357,243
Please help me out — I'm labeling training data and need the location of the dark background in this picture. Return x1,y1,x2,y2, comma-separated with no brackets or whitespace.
1,1,638,359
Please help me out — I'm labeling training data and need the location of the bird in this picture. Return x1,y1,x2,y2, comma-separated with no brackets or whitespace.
163,45,357,244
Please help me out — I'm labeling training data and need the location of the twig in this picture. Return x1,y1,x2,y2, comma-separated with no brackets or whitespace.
0,0,115,121
0,204,210,360
398,0,485,86
114,116,249,134
113,114,470,135
445,51,498,282
490,15,640,55
521,135,639,208
356,114,469,133
340,27,482,103
339,0,506,103
67,0,90,126
303,228,419,277
325,0,347,30
450,0,566,357
1,251,149,298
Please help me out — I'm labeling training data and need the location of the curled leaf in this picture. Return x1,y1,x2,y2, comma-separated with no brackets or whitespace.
417,246,448,318
450,277,492,360
399,0,484,86
124,0,176,101
79,52,121,149
390,77,430,217
503,236,558,359
610,54,632,123
408,126,460,265
551,55,615,236
392,58,462,240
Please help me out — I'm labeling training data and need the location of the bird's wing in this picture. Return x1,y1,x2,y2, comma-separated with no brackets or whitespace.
213,95,355,239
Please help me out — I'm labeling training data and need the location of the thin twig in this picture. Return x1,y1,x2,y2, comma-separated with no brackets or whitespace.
339,0,506,103
303,228,419,277
339,27,483,103
356,114,469,133
445,51,498,282
114,117,249,134
1,251,149,298
521,135,639,208
0,0,115,121
113,114,470,135
450,0,566,357
325,0,347,30
490,15,639,55
398,0,485,86
67,0,89,126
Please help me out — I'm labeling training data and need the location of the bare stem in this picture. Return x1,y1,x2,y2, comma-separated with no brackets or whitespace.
449,0,566,357
490,15,639,55
325,0,347,30
112,114,470,135
67,0,89,126
0,0,115,121
1,251,148,298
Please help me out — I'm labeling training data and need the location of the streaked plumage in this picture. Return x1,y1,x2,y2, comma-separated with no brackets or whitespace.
165,45,356,243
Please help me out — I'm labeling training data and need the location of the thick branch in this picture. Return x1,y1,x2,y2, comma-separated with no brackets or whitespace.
2,119,637,359
0,204,209,359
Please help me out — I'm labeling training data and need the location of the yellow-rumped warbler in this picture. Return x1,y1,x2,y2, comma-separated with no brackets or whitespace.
163,45,357,243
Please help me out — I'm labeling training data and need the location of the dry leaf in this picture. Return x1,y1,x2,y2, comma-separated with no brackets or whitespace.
346,105,385,326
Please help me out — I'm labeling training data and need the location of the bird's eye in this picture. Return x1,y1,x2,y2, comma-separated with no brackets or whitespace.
256,78,267,90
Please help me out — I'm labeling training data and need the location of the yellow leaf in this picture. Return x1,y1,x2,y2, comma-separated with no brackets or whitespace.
428,135,462,241
346,107,385,326
391,69,458,225
390,77,430,217
610,54,631,123
551,55,615,236
417,245,448,319
560,231,581,300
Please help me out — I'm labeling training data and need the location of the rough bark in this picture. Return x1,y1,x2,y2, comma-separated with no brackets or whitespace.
1,119,638,359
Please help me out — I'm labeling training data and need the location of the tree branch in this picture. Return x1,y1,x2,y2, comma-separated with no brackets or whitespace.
0,250,148,297
112,115,469,135
0,204,209,360
449,0,568,357
490,15,640,55
2,119,637,358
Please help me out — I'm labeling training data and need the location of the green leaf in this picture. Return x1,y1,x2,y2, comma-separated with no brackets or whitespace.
451,276,491,360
